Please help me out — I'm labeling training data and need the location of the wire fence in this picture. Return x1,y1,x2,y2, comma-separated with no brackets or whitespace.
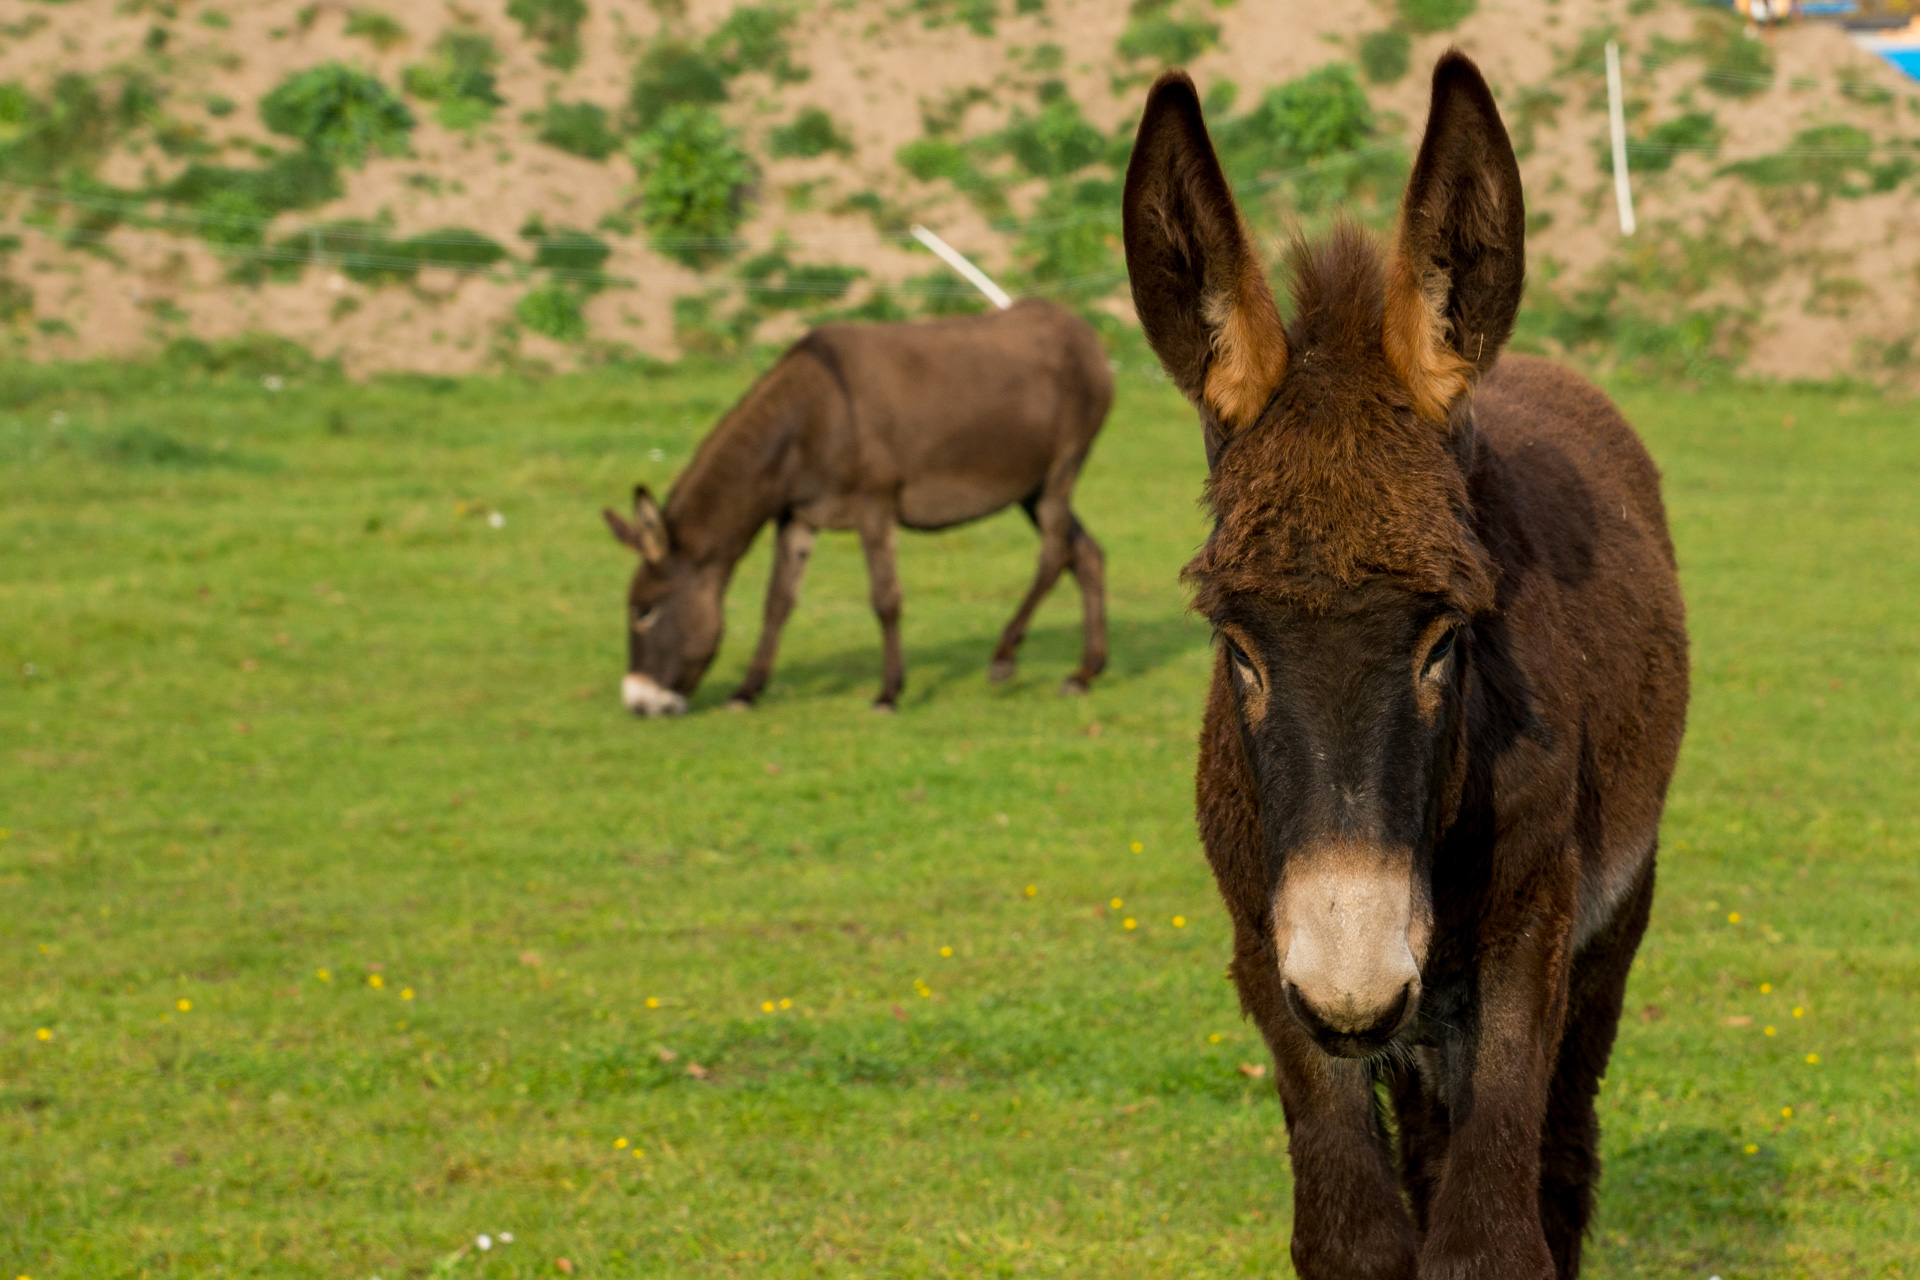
1,44,1909,300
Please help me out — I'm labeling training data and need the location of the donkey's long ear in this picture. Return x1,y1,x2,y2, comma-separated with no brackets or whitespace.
1123,72,1286,455
1384,51,1526,424
605,485,670,562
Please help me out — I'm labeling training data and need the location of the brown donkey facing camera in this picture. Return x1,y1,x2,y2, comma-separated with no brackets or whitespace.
1122,53,1689,1280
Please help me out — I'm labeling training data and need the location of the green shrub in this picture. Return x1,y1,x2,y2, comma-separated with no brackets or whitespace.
628,104,754,267
269,221,505,282
768,107,852,159
518,282,588,341
1117,0,1218,64
530,228,612,282
0,73,149,187
628,40,728,133
507,0,586,71
706,6,804,82
536,100,619,159
739,248,864,310
0,275,33,324
1604,111,1720,175
895,137,1005,214
402,31,502,131
161,331,332,378
1013,175,1121,302
260,64,412,167
344,9,406,51
671,291,757,356
205,94,236,117
1397,0,1474,33
999,88,1105,178
1722,124,1912,201
1358,29,1410,84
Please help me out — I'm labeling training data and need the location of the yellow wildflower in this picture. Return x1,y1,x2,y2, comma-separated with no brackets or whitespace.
1743,1143,1758,1155
1208,1033,1221,1044
1110,898,1123,910
1806,1053,1820,1064
646,996,660,1009
761,1001,775,1013
1764,1026,1776,1037
176,998,192,1012
778,998,792,1010
1728,912,1741,924
1024,885,1036,898
1759,983,1772,994
1123,918,1137,930
1130,842,1143,853
1781,1107,1793,1119
401,988,414,1000
317,969,331,982
1792,1006,1803,1018
368,974,384,989
35,1028,51,1042
1172,916,1187,928
940,946,953,957
614,1137,627,1149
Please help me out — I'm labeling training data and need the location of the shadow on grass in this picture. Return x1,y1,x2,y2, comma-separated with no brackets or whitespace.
692,612,1211,713
1592,1125,1787,1262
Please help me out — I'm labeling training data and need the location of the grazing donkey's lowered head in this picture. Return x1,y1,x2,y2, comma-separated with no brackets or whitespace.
1125,55,1520,1056
604,486,720,717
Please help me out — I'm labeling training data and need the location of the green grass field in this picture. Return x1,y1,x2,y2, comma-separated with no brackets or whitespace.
2,354,1916,1278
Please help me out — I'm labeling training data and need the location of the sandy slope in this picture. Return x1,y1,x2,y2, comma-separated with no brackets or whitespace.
2,0,1916,379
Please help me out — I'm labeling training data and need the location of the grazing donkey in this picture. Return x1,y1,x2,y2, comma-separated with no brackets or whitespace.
604,300,1113,715
1122,55,1689,1278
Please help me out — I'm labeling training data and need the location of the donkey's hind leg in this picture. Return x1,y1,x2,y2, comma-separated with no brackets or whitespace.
1539,856,1656,1279
857,514,906,711
989,490,1074,686
727,516,815,708
1061,513,1106,694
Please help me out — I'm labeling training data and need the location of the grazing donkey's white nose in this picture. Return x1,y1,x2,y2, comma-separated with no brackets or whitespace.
622,673,688,717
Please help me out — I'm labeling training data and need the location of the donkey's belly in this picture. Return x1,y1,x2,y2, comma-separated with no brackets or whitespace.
896,473,1034,531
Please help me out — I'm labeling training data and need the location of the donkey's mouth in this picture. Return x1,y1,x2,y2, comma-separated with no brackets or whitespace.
622,673,689,717
1284,978,1416,1059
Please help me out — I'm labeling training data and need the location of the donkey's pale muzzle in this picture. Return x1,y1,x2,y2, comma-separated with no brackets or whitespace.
1274,845,1426,1054
622,672,688,717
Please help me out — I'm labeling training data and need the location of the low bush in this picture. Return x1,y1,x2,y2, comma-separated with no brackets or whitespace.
260,64,413,167
768,108,853,159
1358,29,1410,84
536,100,619,160
1397,0,1474,33
627,40,728,134
706,6,804,82
518,282,588,341
628,105,755,268
1116,0,1218,64
402,31,503,131
506,0,586,71
343,9,406,51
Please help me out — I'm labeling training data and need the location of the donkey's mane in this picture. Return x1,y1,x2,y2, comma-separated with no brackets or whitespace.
1185,222,1496,615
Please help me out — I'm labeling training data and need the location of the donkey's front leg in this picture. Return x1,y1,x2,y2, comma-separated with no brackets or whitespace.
1270,1016,1419,1280
1419,900,1573,1280
727,517,815,708
857,516,905,710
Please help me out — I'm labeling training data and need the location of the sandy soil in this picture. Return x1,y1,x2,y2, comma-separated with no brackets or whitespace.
3,0,1917,380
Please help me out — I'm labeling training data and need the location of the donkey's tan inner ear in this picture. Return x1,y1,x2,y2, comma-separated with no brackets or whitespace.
1383,236,1475,424
1201,248,1287,433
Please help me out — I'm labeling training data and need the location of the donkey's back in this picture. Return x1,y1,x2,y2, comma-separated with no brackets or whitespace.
806,300,1113,530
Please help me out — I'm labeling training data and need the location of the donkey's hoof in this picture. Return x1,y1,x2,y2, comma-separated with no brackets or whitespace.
871,698,897,715
1059,677,1090,697
988,657,1018,684
723,696,754,712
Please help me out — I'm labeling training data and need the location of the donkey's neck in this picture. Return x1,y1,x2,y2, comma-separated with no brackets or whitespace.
664,359,805,568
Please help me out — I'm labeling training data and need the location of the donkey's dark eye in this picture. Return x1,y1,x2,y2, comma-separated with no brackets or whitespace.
1425,628,1458,670
1222,636,1259,683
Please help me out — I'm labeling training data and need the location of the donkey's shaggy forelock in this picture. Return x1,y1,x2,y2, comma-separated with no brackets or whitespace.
1186,222,1496,616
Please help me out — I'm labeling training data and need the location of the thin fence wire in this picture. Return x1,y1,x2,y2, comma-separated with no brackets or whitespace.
0,45,1908,294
